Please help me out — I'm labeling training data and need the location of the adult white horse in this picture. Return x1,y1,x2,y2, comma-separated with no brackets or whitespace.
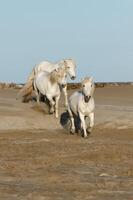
68,77,95,138
18,59,76,105
34,67,67,118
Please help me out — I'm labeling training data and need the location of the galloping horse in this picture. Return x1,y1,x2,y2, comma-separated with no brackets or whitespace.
68,77,95,137
34,67,67,118
18,59,76,105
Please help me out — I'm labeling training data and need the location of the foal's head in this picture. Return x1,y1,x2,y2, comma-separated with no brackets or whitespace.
50,67,67,87
81,77,95,102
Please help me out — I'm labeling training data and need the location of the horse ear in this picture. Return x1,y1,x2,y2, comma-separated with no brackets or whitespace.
81,78,84,83
52,69,58,76
89,77,93,81
64,60,67,66
54,68,58,72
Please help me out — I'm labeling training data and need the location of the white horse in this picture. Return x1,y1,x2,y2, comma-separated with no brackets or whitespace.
68,77,95,138
27,59,76,106
34,67,67,118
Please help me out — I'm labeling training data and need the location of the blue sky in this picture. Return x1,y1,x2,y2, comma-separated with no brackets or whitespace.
0,0,133,83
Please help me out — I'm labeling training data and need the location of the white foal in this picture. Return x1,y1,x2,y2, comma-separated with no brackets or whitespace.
34,67,67,118
68,77,95,138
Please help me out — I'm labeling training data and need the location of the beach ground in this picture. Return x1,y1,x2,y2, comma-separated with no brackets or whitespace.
0,85,133,200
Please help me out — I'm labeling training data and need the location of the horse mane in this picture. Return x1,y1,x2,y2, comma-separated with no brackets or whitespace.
49,70,58,84
57,60,67,71
58,59,75,69
49,67,66,84
81,77,93,84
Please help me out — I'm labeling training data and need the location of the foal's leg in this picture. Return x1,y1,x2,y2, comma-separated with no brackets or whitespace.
87,112,94,133
55,95,60,118
79,112,87,138
62,85,68,107
67,105,75,133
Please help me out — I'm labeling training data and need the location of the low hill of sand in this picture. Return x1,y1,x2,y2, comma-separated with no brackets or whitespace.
0,85,133,131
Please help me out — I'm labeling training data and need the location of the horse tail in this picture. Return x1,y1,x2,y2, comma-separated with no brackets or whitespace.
16,80,33,100
27,66,36,82
16,66,36,101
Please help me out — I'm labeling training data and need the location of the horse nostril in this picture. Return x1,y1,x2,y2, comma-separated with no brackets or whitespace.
84,96,91,103
61,84,66,88
71,76,76,80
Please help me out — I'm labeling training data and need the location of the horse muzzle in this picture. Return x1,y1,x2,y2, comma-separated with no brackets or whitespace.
71,76,76,80
84,95,91,103
61,84,67,88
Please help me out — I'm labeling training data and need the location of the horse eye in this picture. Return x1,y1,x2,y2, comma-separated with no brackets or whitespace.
91,84,93,87
83,85,85,87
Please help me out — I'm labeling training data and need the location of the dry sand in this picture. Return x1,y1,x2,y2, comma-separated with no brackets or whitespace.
0,85,133,200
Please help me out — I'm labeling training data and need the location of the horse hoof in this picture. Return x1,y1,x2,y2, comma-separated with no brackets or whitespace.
49,108,54,114
82,133,88,138
84,136,88,139
86,127,92,134
70,129,75,134
49,111,54,114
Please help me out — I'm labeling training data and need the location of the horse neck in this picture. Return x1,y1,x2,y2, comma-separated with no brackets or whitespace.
54,62,60,69
49,72,58,86
57,59,64,65
56,60,66,69
90,84,95,96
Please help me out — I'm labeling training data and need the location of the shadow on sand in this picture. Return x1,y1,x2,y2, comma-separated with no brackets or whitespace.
60,111,91,137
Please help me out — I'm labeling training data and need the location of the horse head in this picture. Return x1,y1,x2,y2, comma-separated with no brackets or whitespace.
63,59,76,80
81,77,95,103
51,68,67,88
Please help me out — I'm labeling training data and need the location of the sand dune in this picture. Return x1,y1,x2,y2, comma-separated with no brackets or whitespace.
0,85,133,130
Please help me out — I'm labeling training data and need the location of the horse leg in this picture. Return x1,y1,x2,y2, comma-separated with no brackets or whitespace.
79,112,87,138
62,85,68,107
68,105,75,133
87,112,94,133
55,95,60,118
47,95,55,114
37,92,41,104
33,81,40,105
49,101,55,114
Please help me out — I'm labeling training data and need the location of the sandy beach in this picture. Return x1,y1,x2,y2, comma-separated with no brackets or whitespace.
0,85,133,199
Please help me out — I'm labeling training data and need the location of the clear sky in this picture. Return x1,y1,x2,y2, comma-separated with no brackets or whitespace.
0,0,133,83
